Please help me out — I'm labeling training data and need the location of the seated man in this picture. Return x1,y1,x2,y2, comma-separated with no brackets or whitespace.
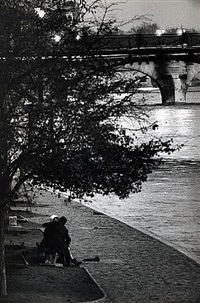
58,216,81,266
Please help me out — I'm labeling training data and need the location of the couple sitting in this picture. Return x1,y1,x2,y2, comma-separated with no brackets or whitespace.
39,215,81,266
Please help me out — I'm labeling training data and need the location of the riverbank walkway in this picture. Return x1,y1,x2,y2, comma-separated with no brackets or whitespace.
5,191,200,302
70,201,200,303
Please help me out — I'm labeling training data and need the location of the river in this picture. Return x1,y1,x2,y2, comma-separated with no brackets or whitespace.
81,88,200,265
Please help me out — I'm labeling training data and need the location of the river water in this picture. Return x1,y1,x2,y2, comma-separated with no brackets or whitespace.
82,88,200,264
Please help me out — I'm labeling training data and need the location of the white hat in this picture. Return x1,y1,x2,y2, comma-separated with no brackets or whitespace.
50,215,59,222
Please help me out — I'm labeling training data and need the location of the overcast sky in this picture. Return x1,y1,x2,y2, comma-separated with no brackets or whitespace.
106,0,200,31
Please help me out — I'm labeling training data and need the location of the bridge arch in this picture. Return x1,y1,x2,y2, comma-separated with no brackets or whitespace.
117,62,174,105
115,60,200,104
115,67,162,104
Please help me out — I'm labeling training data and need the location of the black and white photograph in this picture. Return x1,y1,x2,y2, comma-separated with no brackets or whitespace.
0,1,200,302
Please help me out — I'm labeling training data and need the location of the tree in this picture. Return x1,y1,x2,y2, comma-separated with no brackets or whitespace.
0,0,176,295
165,27,198,34
128,22,160,34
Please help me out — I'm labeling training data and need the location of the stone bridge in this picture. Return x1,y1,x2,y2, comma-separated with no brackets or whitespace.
117,60,200,104
94,33,200,104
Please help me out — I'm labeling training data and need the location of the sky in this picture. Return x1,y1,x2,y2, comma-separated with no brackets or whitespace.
106,0,200,32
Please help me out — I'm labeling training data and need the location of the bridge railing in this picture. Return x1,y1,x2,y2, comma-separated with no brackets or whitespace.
187,34,200,47
95,33,200,50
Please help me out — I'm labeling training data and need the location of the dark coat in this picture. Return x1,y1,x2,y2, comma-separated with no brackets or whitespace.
40,221,71,257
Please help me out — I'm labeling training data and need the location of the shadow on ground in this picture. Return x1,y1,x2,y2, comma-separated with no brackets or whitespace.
3,217,104,303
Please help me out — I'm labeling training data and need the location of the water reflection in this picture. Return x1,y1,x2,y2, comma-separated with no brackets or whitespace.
83,100,200,265
148,105,200,160
138,86,200,105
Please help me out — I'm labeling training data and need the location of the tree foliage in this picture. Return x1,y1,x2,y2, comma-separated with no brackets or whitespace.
0,0,176,202
128,22,159,35
127,21,198,35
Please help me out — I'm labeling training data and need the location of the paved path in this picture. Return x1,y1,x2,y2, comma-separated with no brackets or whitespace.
29,192,200,302
68,202,200,303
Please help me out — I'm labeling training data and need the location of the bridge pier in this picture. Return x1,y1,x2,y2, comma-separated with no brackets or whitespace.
157,74,187,104
172,74,187,102
155,61,188,104
156,75,175,104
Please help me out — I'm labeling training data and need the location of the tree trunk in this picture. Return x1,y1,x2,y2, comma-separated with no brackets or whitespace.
0,201,7,296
